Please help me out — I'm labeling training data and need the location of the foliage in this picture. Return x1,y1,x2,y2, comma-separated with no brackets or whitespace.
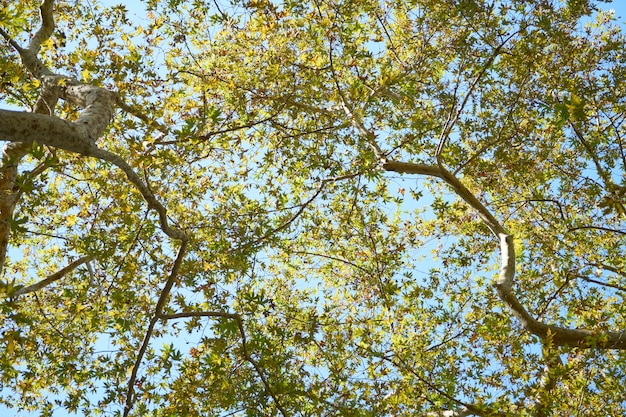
0,0,625,416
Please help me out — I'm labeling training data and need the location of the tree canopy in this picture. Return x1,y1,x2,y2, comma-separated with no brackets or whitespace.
0,0,625,415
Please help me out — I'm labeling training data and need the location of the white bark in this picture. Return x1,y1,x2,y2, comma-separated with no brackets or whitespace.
0,109,101,154
1,4,189,414
0,0,185,248
425,409,472,417
383,160,626,349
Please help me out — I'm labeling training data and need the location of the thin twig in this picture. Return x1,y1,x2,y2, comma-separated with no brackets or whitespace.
160,310,288,417
436,33,516,164
573,274,626,293
567,225,625,236
325,22,387,163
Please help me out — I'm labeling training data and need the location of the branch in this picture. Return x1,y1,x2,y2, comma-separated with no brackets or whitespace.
123,238,188,417
115,96,170,136
4,0,55,79
252,183,326,246
233,314,288,417
585,261,626,279
151,111,280,147
31,0,56,55
573,273,626,293
424,410,473,417
0,0,65,276
0,28,23,53
0,142,30,277
292,250,370,274
567,225,626,236
532,350,564,417
0,109,103,154
569,120,614,188
0,109,183,243
86,147,185,241
161,311,239,320
384,161,626,349
326,31,387,163
158,310,288,417
379,352,501,417
435,33,515,164
382,160,445,179
11,255,93,296
250,172,361,248
2,11,193,416
608,112,626,172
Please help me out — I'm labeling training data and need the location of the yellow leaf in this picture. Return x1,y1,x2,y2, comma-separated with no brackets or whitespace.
66,214,77,227
80,68,91,82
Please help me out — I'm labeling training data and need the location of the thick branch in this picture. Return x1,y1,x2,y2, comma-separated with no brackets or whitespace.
87,147,185,240
1,1,55,79
0,0,65,276
0,0,116,276
0,142,30,276
31,1,56,56
383,161,504,235
384,160,626,349
0,99,186,242
2,5,196,417
382,160,445,178
0,110,101,154
12,256,93,296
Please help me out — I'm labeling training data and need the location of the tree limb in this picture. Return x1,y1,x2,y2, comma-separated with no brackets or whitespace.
12,256,93,296
157,310,289,417
326,29,387,163
532,350,564,417
383,160,626,349
378,352,503,417
123,238,189,417
573,273,626,293
436,33,515,164
86,147,185,240
0,0,64,276
0,0,114,276
2,8,193,416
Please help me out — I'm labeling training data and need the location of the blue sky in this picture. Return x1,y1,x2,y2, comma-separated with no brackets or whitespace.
1,0,626,416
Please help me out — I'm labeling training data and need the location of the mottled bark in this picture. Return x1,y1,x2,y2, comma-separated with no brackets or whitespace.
0,0,115,276
0,0,185,267
2,5,190,414
0,142,30,275
12,255,93,296
383,160,626,349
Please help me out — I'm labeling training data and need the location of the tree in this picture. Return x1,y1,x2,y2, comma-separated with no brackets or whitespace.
0,0,625,415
